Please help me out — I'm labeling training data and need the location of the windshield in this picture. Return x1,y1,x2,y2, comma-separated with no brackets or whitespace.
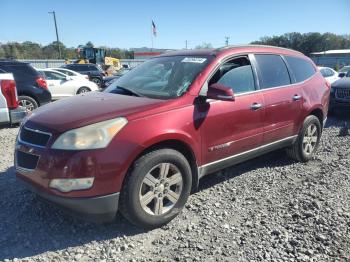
104,55,212,99
339,66,350,73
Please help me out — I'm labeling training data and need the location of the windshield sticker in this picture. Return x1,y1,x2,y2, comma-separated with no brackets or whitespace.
181,57,207,63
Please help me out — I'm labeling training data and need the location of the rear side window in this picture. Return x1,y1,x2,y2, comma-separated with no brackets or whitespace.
284,56,316,83
255,54,291,89
0,64,38,82
78,65,88,71
57,69,75,76
43,71,66,80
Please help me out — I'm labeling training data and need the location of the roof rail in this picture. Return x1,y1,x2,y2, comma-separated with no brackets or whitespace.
216,44,303,55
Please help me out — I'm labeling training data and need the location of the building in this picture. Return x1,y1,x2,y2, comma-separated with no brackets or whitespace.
310,49,350,68
132,47,175,60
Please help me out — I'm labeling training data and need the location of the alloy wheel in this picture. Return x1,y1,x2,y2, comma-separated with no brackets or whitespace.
19,99,35,112
302,124,318,155
78,88,90,94
139,163,183,216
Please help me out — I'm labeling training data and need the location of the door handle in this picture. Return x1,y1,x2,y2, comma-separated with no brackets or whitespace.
250,103,262,110
293,95,302,101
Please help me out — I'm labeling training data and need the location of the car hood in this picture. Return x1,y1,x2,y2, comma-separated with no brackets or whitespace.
332,78,350,89
26,92,166,133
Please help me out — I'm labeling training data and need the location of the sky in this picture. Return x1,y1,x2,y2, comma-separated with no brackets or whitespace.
1,0,349,49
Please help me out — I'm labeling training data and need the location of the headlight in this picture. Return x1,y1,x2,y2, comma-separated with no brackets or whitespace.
52,117,127,150
49,177,94,192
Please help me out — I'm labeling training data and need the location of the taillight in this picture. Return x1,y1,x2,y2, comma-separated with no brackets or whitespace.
1,79,19,109
36,77,48,89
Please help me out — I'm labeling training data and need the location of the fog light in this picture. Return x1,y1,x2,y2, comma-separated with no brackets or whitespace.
49,177,94,193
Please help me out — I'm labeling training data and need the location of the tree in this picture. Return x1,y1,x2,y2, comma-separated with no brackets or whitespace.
251,32,350,56
195,42,213,49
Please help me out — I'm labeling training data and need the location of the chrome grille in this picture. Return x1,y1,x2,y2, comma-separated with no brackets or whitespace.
336,88,350,100
19,127,51,147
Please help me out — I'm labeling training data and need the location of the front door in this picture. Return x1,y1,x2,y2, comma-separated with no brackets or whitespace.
198,55,265,169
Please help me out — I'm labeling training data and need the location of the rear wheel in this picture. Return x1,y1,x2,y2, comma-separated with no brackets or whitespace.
286,115,321,162
119,149,192,228
91,78,102,87
18,96,38,112
77,87,91,94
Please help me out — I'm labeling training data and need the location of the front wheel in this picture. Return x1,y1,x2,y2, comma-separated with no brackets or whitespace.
119,149,192,228
286,115,322,162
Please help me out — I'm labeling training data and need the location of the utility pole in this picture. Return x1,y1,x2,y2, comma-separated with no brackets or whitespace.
185,40,188,49
48,11,61,59
225,36,230,46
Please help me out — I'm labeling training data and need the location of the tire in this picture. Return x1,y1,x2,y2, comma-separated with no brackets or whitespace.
18,95,38,112
286,115,322,162
91,77,102,87
77,87,91,94
119,149,192,228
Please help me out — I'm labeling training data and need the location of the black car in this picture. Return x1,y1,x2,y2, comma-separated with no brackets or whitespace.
0,60,51,112
102,68,132,89
330,74,350,113
61,63,104,87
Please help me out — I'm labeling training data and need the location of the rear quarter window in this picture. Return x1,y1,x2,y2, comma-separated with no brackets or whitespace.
0,64,38,82
284,56,316,83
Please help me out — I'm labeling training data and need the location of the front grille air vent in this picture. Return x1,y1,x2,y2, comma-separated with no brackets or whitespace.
19,127,51,147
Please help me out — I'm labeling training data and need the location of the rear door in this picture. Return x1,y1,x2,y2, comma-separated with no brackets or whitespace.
253,54,302,144
199,55,265,168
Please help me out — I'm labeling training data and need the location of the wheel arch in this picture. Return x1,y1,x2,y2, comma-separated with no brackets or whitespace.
76,86,91,94
17,92,40,106
308,107,324,129
126,139,199,193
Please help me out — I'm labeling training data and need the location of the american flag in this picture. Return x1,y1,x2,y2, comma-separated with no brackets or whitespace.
152,20,157,37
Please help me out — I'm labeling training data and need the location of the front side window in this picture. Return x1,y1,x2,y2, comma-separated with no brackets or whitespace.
255,54,291,89
105,55,212,99
284,56,316,83
57,69,74,76
208,56,256,94
44,71,66,80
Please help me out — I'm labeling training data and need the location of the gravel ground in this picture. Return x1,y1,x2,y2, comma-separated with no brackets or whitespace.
0,114,349,262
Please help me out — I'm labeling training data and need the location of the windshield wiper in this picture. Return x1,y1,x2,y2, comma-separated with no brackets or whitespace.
117,86,143,97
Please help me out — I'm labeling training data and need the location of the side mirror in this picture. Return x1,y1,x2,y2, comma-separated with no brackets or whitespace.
207,83,235,101
338,72,345,78
65,76,72,81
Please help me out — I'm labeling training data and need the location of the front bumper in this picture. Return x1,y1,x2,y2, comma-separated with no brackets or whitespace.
18,177,119,223
330,89,350,110
10,106,27,124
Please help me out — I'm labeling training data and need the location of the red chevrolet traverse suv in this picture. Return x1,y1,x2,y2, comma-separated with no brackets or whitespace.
15,45,330,228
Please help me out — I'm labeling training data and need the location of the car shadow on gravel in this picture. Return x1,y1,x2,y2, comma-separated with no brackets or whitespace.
0,167,148,260
325,112,350,128
197,149,295,193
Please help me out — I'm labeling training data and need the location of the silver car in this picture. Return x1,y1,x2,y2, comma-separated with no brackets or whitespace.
0,72,27,125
